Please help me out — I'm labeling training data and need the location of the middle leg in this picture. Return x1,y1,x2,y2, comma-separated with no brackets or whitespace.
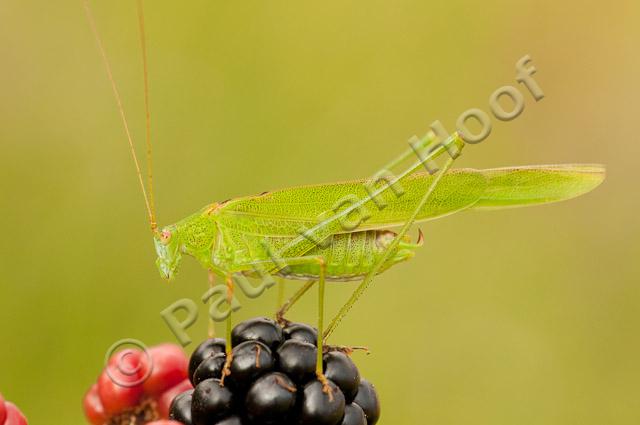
246,255,334,396
275,279,316,326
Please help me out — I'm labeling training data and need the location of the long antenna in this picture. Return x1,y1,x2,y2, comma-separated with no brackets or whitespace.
136,0,157,232
83,0,158,233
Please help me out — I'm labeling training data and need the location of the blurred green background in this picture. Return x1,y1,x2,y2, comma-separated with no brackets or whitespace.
1,1,638,424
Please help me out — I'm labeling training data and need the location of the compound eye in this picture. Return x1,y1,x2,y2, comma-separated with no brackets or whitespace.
160,230,172,244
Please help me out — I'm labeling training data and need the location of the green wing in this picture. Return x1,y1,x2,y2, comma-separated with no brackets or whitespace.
217,169,486,236
217,164,605,237
471,164,605,209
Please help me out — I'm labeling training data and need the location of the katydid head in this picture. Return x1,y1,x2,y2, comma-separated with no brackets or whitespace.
87,3,223,281
154,227,182,280
154,210,218,279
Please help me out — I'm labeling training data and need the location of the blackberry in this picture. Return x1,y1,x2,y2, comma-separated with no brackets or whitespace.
276,340,317,384
168,390,193,425
341,403,367,425
283,322,318,345
180,318,382,425
227,341,274,388
158,380,192,419
192,352,227,385
324,351,361,402
191,379,234,425
213,416,244,425
245,372,297,424
353,379,380,425
231,317,284,350
300,379,346,425
188,338,226,384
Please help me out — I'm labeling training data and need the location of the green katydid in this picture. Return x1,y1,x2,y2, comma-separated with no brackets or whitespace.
84,0,605,392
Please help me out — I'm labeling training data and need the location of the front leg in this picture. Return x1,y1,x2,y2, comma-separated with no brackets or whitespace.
219,273,235,387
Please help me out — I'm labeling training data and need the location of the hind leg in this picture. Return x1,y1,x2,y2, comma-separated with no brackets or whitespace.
323,139,463,343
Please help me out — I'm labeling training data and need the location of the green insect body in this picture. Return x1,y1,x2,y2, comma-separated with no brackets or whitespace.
86,0,606,391
154,164,605,281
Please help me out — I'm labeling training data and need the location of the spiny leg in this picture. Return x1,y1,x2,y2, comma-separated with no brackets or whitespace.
323,139,463,344
313,257,335,400
219,274,235,386
273,277,368,355
284,257,333,398
275,279,316,326
277,277,286,310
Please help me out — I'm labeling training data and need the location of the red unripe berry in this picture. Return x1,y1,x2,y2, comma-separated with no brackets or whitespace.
82,384,107,425
4,402,28,425
157,379,193,419
83,343,192,423
0,392,6,424
142,344,189,396
97,349,145,415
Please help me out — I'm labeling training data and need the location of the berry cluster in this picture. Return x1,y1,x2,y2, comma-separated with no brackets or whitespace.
83,343,194,425
170,318,380,425
0,393,28,425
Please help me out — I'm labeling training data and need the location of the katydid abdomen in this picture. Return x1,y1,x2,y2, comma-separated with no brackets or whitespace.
207,225,418,281
273,230,419,281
